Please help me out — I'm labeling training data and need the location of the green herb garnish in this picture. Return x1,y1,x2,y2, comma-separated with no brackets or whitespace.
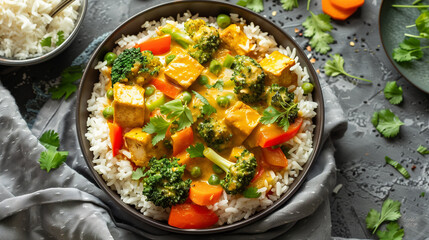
38,130,68,172
371,109,403,138
192,91,217,116
40,37,52,47
236,0,264,13
49,66,83,100
186,143,205,158
325,54,372,82
243,187,261,198
281,0,298,11
376,222,405,240
384,81,403,105
131,167,145,180
393,38,428,62
417,145,429,154
56,31,65,46
366,198,402,234
302,12,334,54
385,156,410,179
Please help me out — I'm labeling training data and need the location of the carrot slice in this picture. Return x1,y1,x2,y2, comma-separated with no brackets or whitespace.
189,181,223,206
331,0,364,11
322,0,358,21
168,203,218,229
171,127,194,156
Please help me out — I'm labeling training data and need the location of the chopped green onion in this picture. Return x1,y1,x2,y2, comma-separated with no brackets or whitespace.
417,145,429,155
165,54,176,65
40,37,52,47
385,156,410,179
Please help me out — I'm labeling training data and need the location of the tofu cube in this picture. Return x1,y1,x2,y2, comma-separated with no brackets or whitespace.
124,128,166,167
225,101,261,145
113,83,145,128
260,51,297,87
220,24,254,55
164,51,204,89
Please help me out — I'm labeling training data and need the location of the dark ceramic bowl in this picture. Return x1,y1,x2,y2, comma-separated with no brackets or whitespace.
76,0,324,234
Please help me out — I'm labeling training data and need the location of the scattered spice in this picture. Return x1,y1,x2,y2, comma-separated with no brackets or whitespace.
349,41,355,47
294,28,299,33
306,45,312,51
272,11,277,16
310,58,316,63
411,165,416,171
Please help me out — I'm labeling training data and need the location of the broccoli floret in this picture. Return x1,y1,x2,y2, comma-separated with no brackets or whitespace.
197,118,232,151
268,84,299,123
231,55,266,104
142,157,191,208
111,48,162,87
203,147,257,195
185,19,220,64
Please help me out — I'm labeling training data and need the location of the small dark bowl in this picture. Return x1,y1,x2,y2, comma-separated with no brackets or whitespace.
76,0,324,234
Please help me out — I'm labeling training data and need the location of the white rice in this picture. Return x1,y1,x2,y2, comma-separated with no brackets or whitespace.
0,0,81,59
86,11,318,225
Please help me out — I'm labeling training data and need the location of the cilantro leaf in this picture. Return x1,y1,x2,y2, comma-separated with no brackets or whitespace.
49,66,83,100
56,31,65,46
392,38,428,63
39,130,60,149
192,91,217,116
420,192,426,197
302,12,334,54
142,116,171,145
243,187,261,198
417,145,429,154
131,167,145,180
416,11,429,36
325,54,372,82
371,109,404,138
38,130,68,172
160,99,193,131
237,0,264,12
376,222,404,240
281,0,298,11
384,81,403,105
186,143,205,158
40,37,52,47
385,156,410,179
207,80,224,91
366,198,402,233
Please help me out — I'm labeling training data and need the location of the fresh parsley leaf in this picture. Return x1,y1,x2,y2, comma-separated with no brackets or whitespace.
186,143,205,158
243,187,261,198
56,31,65,46
417,145,429,154
281,0,298,11
260,106,283,125
38,130,68,172
160,99,193,131
371,109,404,138
131,167,145,180
39,130,60,150
392,38,427,62
40,37,52,47
207,80,224,91
237,0,264,12
302,11,334,54
325,54,372,82
384,81,403,105
49,66,83,100
192,91,217,116
376,222,404,240
142,116,171,145
366,198,402,233
385,156,410,179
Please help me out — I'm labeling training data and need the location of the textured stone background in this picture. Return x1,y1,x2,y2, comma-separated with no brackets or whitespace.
1,0,428,238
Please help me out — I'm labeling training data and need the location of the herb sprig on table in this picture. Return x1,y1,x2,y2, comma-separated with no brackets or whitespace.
302,12,335,54
38,130,68,172
324,54,372,82
384,81,403,105
49,65,83,100
366,198,404,239
371,109,404,138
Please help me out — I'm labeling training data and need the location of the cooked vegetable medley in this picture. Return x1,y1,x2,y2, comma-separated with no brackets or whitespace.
87,12,317,229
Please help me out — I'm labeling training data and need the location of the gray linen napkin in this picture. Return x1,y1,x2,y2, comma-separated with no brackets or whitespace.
0,42,346,239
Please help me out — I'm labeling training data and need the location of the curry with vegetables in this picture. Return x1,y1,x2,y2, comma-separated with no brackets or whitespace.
98,14,314,229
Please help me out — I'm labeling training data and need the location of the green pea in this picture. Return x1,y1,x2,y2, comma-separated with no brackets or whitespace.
212,164,224,174
198,75,209,85
302,82,314,94
217,14,231,28
180,91,192,104
106,89,114,100
166,54,176,65
216,95,230,108
209,59,222,76
223,54,234,68
145,86,155,97
208,174,220,185
190,166,202,178
103,106,114,120
104,52,117,66
225,93,235,102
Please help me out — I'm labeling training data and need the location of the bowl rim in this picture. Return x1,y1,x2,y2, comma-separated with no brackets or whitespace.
76,0,325,234
0,0,88,66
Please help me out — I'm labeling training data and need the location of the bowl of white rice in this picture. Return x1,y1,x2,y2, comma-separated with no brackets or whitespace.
77,0,324,234
0,0,87,66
